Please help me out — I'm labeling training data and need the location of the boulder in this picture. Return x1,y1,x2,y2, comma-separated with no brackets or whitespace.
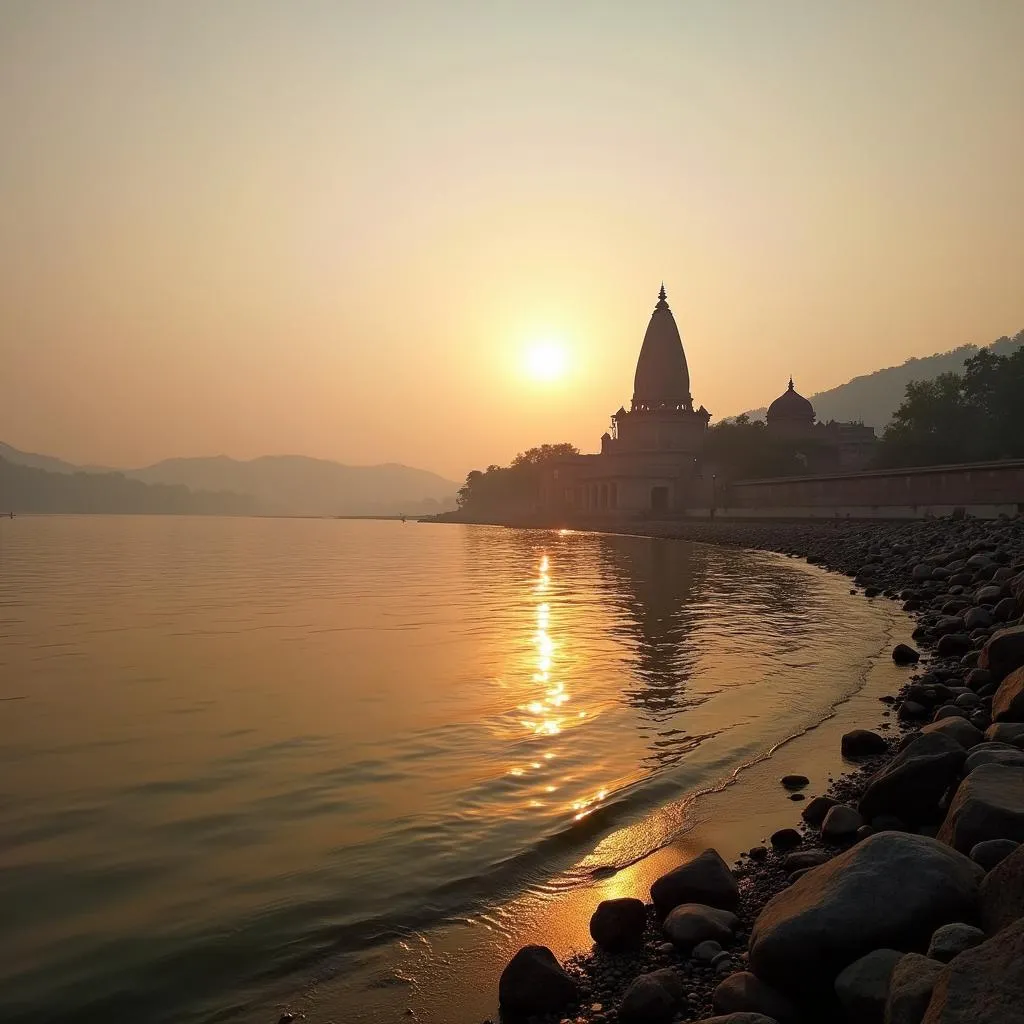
843,730,889,757
663,903,739,950
937,764,1024,852
498,944,578,1015
926,922,985,962
900,700,929,722
834,948,903,1024
748,832,983,995
780,774,809,790
859,733,966,824
986,722,1024,747
932,705,968,721
693,939,724,962
782,850,830,874
964,607,993,631
979,841,1024,934
992,667,1024,722
651,849,739,916
894,643,921,665
802,795,840,826
920,917,1024,1024
919,718,984,749
937,635,972,658
964,747,1024,773
978,625,1024,682
712,972,796,1023
969,838,1018,872
619,968,687,1024
770,828,802,852
589,897,647,951
966,668,994,691
885,953,944,1024
822,804,865,842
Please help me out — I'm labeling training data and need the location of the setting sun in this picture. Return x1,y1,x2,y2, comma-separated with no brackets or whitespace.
524,341,568,383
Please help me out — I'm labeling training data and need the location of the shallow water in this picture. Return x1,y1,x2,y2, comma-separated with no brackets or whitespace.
0,517,904,1023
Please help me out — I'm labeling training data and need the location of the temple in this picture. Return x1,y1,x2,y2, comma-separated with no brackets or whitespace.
539,286,877,518
539,286,711,514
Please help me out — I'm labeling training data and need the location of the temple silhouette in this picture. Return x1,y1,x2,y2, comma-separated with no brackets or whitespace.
539,287,875,516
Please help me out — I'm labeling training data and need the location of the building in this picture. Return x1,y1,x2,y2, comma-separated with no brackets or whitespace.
766,378,877,470
540,286,712,515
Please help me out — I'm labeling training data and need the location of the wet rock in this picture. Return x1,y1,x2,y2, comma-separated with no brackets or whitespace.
498,944,578,1015
589,897,647,951
885,953,944,1024
782,850,830,874
920,917,1024,1024
899,700,929,721
992,666,1024,722
780,774,809,790
801,795,839,826
937,763,1024,852
663,904,739,950
748,833,983,995
651,849,739,916
978,625,1024,682
834,948,903,1024
919,718,984,748
894,643,922,664
969,838,1018,871
822,804,864,842
747,845,768,861
769,828,802,852
979,840,1024,934
926,922,985,962
859,732,966,824
711,972,796,1023
842,729,889,757
618,967,687,1024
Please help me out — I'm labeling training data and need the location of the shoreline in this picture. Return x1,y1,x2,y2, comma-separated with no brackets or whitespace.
487,515,1024,1024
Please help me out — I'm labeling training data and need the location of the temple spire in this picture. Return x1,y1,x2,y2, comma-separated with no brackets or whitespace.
655,283,669,310
788,377,795,391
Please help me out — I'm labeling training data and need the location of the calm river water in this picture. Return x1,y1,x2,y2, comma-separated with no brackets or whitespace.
0,517,907,1023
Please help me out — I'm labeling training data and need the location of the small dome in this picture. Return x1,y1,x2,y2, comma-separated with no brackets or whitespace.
767,379,815,422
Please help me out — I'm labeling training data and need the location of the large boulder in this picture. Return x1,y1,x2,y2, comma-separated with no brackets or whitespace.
992,667,1024,722
979,841,1024,934
498,944,578,1015
589,897,647,951
969,838,1018,872
712,972,796,1023
748,832,983,995
885,953,944,1024
619,968,686,1024
937,764,1024,852
919,718,985,749
894,643,921,665
964,746,1024,773
822,804,865,842
651,848,738,916
920,917,1024,1023
859,733,966,824
978,625,1024,682
834,948,903,1024
663,903,739,950
843,730,889,757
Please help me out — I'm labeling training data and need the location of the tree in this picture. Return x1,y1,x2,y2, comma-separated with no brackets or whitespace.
457,443,579,512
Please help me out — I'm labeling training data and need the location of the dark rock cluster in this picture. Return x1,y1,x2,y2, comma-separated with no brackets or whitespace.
494,515,1024,1024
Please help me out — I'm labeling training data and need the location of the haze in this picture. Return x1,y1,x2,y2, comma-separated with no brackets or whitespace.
2,1,1022,481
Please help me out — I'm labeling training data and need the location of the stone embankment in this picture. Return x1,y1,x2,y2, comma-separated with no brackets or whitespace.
494,516,1024,1024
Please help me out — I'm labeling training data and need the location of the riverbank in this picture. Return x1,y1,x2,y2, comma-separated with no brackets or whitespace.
496,514,1024,1024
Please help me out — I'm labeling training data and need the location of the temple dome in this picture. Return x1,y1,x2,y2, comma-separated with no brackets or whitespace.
632,285,691,410
767,379,815,422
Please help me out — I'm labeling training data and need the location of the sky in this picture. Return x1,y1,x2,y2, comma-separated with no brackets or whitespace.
1,1,1022,482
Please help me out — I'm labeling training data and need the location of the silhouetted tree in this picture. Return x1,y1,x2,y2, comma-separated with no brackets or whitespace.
457,443,579,512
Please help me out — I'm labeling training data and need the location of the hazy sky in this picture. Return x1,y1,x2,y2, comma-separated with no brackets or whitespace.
2,1,1022,481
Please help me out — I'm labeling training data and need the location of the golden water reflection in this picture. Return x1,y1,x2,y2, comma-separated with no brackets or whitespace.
512,551,609,822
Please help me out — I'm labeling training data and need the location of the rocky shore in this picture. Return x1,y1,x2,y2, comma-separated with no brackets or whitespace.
494,515,1024,1024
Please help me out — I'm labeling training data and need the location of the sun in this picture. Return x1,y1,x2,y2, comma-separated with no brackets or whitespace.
524,341,568,383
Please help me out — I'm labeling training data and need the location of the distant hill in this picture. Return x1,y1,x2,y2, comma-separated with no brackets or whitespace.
0,457,255,515
737,330,1024,427
0,445,460,516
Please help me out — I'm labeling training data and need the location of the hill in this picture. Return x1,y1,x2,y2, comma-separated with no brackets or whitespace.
128,455,459,516
737,330,1024,427
0,457,255,515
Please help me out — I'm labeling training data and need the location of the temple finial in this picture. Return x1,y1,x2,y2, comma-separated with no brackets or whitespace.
655,283,668,310
788,377,795,391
